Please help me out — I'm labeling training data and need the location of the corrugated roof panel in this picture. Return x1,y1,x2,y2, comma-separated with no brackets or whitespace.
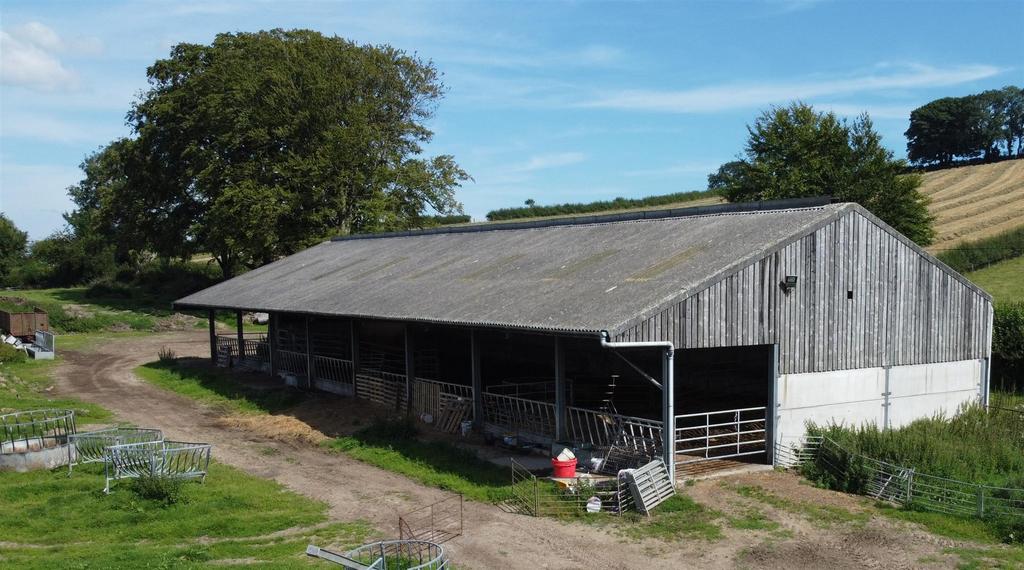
176,204,853,335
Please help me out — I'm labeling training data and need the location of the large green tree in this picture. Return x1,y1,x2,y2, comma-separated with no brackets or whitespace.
0,214,28,282
78,29,468,277
710,102,934,245
906,86,1024,166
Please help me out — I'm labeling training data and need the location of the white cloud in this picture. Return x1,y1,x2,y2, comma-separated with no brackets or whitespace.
0,21,102,91
815,102,916,120
516,152,587,172
581,63,1003,113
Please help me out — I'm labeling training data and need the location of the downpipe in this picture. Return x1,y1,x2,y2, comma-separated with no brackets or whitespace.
599,331,676,482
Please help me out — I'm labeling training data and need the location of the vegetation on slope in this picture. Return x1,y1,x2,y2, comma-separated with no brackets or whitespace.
803,404,1024,543
485,189,722,221
938,225,1024,274
967,257,1024,304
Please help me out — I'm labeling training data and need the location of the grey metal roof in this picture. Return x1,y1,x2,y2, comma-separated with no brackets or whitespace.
176,203,855,335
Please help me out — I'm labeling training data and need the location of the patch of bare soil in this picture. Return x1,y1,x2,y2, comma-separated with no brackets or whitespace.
153,312,202,331
51,331,978,569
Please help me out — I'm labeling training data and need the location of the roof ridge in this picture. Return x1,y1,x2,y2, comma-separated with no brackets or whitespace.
329,196,836,242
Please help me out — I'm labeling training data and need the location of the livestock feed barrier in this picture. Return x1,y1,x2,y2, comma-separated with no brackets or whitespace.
307,540,448,569
103,440,212,493
0,409,76,471
68,427,164,473
780,436,1024,520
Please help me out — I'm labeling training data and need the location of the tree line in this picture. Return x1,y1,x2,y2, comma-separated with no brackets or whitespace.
4,29,469,288
906,86,1024,167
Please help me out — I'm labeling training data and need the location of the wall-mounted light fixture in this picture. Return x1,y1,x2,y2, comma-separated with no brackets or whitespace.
781,275,798,294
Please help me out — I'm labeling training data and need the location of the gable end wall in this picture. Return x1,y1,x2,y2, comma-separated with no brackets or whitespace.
612,210,993,374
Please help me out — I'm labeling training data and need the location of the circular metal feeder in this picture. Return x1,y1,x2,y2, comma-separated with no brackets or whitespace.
308,539,448,569
0,409,76,472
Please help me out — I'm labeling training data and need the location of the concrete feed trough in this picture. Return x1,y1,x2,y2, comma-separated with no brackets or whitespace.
0,409,76,472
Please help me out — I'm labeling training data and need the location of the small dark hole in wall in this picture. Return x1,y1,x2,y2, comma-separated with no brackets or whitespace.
847,290,854,300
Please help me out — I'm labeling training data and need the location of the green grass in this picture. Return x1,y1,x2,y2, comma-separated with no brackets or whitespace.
728,509,782,532
2,286,266,335
0,339,113,421
324,419,512,503
615,494,723,541
806,405,1024,489
728,483,869,528
135,359,306,415
966,256,1024,303
876,504,1003,543
0,462,371,568
946,544,1024,569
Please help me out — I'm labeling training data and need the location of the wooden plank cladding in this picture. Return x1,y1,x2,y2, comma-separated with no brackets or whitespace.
613,209,992,374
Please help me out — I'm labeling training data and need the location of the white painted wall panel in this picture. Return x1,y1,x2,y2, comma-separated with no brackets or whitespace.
776,368,885,450
775,359,983,454
887,359,981,428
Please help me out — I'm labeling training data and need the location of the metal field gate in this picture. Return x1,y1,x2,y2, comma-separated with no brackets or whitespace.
674,406,768,466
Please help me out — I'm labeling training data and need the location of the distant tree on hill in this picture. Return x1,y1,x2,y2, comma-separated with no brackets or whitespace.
68,29,468,277
711,102,934,245
906,86,1024,167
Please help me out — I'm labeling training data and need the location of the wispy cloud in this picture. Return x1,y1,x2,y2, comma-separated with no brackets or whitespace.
514,152,587,172
581,63,1003,113
1,23,78,91
622,161,722,177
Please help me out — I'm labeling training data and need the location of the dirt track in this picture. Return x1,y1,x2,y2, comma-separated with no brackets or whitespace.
54,331,971,569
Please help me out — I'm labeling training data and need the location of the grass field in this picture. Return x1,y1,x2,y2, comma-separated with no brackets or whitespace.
966,256,1024,303
0,461,370,568
919,159,1024,251
468,158,1024,252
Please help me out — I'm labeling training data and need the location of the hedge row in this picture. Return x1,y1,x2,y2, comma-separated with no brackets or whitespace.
485,189,721,221
936,225,1024,273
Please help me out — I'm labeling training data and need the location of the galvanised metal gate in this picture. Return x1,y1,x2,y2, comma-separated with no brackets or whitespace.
674,406,768,465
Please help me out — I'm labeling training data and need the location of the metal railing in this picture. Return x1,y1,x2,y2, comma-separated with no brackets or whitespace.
103,440,212,493
68,427,163,472
786,436,1024,520
413,378,473,421
565,406,662,454
482,392,556,439
509,458,631,517
355,369,409,409
313,355,354,386
486,379,560,401
276,349,308,376
214,334,268,363
0,409,76,454
399,494,463,543
674,406,767,465
343,540,449,570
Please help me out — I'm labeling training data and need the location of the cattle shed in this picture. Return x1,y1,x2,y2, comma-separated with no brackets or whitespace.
175,200,994,481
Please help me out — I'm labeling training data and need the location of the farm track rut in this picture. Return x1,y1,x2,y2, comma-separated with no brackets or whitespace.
53,331,978,569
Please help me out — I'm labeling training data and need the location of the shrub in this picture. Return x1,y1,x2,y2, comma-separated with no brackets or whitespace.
157,347,177,362
937,225,1024,273
129,475,189,506
0,344,27,364
993,302,1024,392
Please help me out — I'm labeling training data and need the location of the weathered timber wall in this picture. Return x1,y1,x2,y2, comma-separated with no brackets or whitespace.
613,210,993,374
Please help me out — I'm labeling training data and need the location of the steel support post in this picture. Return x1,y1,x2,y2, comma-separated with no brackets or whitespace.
404,324,415,413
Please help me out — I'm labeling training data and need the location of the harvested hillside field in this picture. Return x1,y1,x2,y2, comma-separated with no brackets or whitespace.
921,159,1024,251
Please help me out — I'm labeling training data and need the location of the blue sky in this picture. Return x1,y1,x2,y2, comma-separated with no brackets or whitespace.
2,0,1022,239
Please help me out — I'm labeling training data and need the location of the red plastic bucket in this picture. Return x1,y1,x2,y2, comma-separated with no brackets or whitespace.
551,457,577,478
